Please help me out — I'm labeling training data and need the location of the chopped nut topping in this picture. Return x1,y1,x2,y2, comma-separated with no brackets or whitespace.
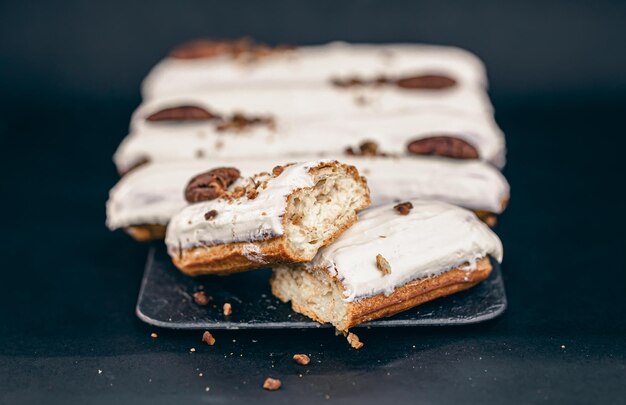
393,202,413,215
376,254,391,275
223,303,233,316
150,332,158,339
272,165,285,177
204,210,218,220
215,113,275,133
292,354,311,365
263,377,281,391
347,332,364,349
345,140,389,157
193,291,211,306
331,74,456,90
202,331,216,346
246,188,259,200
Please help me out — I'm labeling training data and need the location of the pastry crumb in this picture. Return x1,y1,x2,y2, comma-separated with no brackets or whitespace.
223,302,233,316
376,254,392,275
292,353,311,365
262,377,281,391
202,331,216,346
150,332,158,338
190,347,196,352
347,332,364,349
193,291,211,306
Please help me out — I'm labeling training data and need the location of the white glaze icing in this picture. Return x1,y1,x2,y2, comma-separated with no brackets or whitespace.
106,156,509,230
114,109,505,173
131,85,493,132
299,200,503,301
142,42,487,98
164,160,328,253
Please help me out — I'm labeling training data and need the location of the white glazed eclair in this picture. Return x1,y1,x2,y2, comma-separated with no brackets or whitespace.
271,200,503,331
142,41,487,98
114,109,505,174
106,156,509,240
164,160,370,275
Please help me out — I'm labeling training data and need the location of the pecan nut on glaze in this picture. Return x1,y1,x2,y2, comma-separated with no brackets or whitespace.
184,167,241,203
146,106,218,122
407,136,479,160
169,38,252,59
395,74,457,89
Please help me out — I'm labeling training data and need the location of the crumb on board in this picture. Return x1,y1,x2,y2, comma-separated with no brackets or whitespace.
263,377,281,391
347,332,364,349
202,331,216,346
293,353,311,365
223,302,233,316
150,332,158,338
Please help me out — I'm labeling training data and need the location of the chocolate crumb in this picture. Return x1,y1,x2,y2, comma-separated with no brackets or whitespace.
263,377,281,391
193,291,211,306
394,202,413,215
223,303,233,316
293,354,311,365
204,210,218,220
347,332,364,349
376,254,392,275
202,331,216,346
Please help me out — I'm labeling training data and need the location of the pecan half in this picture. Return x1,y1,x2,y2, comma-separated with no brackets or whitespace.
407,136,479,160
396,74,457,89
146,106,218,122
184,167,241,203
169,38,252,59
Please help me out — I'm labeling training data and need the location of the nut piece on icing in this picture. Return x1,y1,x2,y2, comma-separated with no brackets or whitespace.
393,202,413,215
146,106,218,122
395,74,457,89
184,167,241,203
375,254,392,276
407,136,479,160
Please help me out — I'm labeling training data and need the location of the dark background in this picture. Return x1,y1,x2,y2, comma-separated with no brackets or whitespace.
1,1,625,403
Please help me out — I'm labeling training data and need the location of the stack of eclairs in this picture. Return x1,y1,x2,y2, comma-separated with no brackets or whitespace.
106,38,508,334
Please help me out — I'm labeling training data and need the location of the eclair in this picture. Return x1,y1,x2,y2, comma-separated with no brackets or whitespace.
106,156,509,240
270,200,503,331
142,40,487,98
114,109,505,174
165,160,371,275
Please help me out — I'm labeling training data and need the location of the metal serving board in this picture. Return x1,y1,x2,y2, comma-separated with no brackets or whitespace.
137,246,507,329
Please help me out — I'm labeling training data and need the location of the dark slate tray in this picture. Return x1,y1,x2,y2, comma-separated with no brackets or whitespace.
136,246,507,329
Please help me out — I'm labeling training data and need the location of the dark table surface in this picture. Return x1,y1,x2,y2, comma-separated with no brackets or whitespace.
1,1,626,404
